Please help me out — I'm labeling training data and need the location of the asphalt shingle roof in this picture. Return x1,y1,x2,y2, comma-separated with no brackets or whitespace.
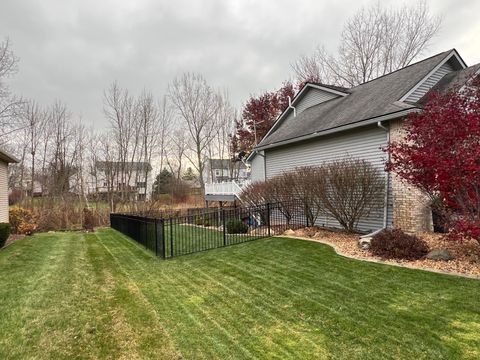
257,50,453,148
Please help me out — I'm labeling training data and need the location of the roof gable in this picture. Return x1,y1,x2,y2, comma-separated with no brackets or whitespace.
400,49,466,102
256,50,455,150
259,83,348,147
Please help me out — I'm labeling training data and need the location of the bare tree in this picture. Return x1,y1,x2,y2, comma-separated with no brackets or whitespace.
23,100,48,199
165,128,187,180
292,1,441,86
168,73,221,192
0,37,23,142
137,89,160,199
157,95,173,175
104,81,141,201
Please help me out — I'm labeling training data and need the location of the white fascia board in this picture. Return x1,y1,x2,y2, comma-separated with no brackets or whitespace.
399,50,467,102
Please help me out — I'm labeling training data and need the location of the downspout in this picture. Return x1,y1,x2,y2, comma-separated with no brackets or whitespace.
377,121,390,229
288,96,296,117
360,121,390,241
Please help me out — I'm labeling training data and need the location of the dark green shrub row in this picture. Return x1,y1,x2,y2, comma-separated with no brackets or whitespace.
0,223,11,248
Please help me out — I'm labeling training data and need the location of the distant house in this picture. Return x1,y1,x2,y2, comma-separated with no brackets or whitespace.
89,161,153,201
203,158,249,184
0,149,18,222
248,49,480,234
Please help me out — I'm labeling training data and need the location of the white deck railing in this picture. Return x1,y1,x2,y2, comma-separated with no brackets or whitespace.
204,180,251,197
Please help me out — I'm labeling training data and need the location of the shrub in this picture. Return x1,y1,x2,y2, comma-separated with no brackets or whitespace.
370,229,429,260
17,222,37,235
313,159,385,232
83,207,95,231
226,219,248,234
0,223,11,247
195,215,213,227
10,207,37,234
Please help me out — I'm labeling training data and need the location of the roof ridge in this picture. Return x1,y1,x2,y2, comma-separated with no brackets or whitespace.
351,49,453,89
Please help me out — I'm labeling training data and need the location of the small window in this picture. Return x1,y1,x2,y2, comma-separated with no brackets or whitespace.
137,182,146,188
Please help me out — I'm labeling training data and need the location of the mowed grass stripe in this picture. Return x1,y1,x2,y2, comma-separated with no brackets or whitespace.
98,229,254,359
106,229,323,358
209,240,466,355
1,228,479,359
99,229,478,358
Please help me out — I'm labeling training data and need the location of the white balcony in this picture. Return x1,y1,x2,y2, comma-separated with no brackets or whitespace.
204,180,251,201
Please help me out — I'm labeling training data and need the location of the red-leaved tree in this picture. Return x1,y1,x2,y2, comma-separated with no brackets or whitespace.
387,76,480,243
232,81,296,154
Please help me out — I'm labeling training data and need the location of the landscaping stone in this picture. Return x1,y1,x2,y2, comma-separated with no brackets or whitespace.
284,229,295,236
426,249,455,261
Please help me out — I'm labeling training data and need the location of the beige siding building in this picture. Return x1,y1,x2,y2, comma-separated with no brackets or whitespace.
0,149,18,223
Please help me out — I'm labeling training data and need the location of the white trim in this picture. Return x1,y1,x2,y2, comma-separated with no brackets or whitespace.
399,50,467,102
255,108,419,151
305,83,349,97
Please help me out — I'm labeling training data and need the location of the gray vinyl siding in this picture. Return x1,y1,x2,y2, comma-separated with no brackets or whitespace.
406,61,454,102
265,125,392,232
250,151,265,182
0,161,8,223
296,88,338,114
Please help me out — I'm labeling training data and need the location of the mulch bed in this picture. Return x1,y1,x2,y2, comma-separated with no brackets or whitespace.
282,227,480,278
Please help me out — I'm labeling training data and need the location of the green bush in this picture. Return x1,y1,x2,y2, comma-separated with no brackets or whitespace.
226,219,248,234
195,216,212,227
0,223,11,248
370,229,429,260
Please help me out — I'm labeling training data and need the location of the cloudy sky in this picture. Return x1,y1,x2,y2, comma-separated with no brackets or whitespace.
1,0,479,130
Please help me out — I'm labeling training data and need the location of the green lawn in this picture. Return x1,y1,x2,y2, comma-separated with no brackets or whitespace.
163,224,264,257
0,229,479,359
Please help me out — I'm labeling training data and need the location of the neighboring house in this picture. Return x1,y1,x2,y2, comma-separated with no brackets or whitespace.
0,149,19,222
248,49,480,234
89,161,153,201
203,158,249,184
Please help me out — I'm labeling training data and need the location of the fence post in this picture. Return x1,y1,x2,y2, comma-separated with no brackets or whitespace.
154,220,158,256
170,218,174,258
267,203,271,237
161,219,166,259
222,208,226,247
305,203,309,227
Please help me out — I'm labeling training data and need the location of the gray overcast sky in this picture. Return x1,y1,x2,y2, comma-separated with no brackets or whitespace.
1,0,479,130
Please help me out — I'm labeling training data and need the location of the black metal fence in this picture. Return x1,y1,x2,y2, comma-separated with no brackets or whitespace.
110,200,307,259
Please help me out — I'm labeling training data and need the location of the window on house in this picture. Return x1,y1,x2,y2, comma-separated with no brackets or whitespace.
137,182,146,188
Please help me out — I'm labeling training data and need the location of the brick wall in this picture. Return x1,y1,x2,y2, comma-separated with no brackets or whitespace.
389,119,433,233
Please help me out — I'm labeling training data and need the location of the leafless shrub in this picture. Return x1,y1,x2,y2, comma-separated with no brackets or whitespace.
240,181,273,206
313,159,385,232
241,159,385,232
